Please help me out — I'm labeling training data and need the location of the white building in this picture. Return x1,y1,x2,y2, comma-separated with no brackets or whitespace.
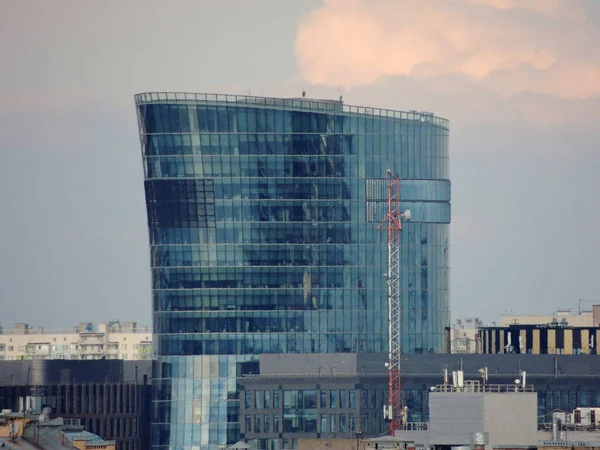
451,318,483,353
0,321,152,361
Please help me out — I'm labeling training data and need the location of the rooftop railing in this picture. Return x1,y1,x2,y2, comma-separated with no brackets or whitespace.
432,382,535,393
134,92,450,129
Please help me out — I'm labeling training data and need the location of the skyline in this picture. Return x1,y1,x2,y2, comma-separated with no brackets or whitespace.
1,0,599,328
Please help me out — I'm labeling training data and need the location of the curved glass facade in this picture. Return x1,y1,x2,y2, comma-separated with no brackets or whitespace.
135,92,451,450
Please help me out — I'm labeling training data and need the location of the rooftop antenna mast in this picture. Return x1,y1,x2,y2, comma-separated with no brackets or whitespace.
378,169,411,435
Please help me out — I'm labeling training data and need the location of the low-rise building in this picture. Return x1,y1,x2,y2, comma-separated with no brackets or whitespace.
0,321,152,361
1,414,116,450
0,359,152,450
478,324,600,355
239,353,600,450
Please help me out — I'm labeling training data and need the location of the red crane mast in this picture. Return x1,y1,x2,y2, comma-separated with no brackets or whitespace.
377,169,409,436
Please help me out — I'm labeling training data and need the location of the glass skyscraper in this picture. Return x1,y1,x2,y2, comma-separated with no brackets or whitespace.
135,92,450,450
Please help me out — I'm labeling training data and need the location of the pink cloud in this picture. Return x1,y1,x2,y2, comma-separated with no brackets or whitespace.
467,0,587,21
295,0,600,99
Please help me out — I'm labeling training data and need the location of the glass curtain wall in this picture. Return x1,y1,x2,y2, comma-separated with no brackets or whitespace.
135,93,451,450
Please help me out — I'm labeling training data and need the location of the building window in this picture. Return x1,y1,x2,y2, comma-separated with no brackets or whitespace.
304,390,317,408
330,414,337,432
254,415,261,433
340,390,346,408
349,390,356,408
245,415,252,432
349,414,356,432
361,414,368,432
273,415,280,433
255,391,261,409
320,414,328,432
264,390,271,409
273,391,280,408
264,415,270,433
245,392,252,409
330,390,338,408
320,390,328,408
340,414,347,432
362,390,369,408
284,391,297,408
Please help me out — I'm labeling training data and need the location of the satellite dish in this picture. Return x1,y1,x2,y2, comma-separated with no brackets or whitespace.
514,379,521,385
402,210,411,221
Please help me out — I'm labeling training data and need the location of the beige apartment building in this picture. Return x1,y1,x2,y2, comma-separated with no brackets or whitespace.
451,317,483,353
500,308,598,328
0,321,152,361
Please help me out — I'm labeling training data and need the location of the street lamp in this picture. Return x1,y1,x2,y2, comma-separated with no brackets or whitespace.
355,431,365,450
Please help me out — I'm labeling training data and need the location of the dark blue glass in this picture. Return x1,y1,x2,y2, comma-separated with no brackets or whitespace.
136,93,451,450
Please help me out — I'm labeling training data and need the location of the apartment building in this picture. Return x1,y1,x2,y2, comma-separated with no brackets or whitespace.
0,321,152,361
450,317,483,353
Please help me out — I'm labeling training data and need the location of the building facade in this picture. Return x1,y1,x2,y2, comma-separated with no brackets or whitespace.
135,92,451,450
0,322,152,361
0,360,152,450
479,324,600,354
240,354,600,450
450,318,482,353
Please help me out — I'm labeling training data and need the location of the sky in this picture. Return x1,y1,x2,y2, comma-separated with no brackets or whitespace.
0,0,599,329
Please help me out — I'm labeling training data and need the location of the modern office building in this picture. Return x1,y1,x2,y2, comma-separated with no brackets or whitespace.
135,92,451,450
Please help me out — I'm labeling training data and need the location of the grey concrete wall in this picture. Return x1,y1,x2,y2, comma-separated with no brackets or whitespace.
429,393,485,445
483,393,537,447
399,353,600,376
260,353,388,376
428,392,537,447
393,430,430,447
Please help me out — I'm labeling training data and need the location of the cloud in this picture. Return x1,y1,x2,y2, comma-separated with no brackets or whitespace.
295,0,600,98
468,0,586,21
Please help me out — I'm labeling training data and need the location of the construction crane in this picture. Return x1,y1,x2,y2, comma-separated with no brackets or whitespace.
377,169,411,436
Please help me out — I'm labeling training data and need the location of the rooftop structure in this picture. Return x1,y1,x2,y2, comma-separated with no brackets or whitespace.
0,321,152,361
0,415,115,450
